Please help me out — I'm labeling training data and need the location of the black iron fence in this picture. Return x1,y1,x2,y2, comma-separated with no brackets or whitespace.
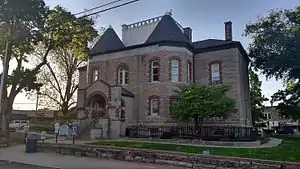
125,125,259,141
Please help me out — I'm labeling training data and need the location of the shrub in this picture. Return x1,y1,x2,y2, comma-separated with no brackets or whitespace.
259,136,270,145
29,125,54,134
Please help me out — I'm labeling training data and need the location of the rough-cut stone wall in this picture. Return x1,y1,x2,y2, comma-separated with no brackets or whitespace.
38,143,300,169
194,48,251,126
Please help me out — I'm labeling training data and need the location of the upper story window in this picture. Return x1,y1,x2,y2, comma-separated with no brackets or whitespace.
148,96,159,116
209,61,222,85
187,61,192,83
117,64,129,85
92,69,99,82
150,60,160,82
171,60,179,82
264,113,271,120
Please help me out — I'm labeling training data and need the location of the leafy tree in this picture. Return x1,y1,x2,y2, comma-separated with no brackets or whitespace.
29,27,102,115
249,69,268,125
245,6,300,121
170,84,236,132
0,1,97,141
271,82,300,121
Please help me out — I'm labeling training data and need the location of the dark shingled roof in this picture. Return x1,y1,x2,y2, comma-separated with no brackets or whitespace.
89,15,249,62
145,14,189,44
90,27,125,55
192,39,238,49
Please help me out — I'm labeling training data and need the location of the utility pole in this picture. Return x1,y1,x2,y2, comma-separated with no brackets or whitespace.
35,91,39,120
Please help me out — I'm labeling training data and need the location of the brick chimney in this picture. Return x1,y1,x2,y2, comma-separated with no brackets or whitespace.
224,21,232,41
183,27,192,42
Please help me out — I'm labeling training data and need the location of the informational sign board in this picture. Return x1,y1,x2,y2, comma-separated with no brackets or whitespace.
58,124,69,136
54,122,60,134
72,126,77,136
41,131,46,140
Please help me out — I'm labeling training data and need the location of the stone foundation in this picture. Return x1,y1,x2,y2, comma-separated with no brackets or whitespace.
37,143,300,169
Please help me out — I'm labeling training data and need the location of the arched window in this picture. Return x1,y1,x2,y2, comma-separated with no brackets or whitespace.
117,65,129,85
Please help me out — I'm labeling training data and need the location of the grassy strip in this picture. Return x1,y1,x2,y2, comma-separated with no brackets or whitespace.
89,136,300,162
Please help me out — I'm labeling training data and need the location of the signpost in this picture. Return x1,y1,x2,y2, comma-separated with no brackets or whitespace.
40,131,46,151
71,126,77,144
54,122,60,143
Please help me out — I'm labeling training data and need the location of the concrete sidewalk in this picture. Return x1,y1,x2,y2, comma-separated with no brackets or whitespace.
0,145,187,169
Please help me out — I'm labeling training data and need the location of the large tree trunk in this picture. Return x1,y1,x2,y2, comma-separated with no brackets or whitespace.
0,98,13,143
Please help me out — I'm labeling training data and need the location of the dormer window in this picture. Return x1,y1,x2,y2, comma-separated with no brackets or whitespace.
93,69,99,82
150,60,160,82
117,64,129,85
209,61,222,85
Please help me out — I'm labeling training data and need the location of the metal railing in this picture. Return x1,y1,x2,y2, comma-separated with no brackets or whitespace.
125,124,258,141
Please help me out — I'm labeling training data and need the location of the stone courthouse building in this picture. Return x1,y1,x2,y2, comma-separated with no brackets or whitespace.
77,12,251,139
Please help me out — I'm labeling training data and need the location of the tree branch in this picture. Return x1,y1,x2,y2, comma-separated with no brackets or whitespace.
46,62,64,102
40,92,63,108
9,46,52,101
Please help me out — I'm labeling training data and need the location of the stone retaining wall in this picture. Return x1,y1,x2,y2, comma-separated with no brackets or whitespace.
37,143,300,169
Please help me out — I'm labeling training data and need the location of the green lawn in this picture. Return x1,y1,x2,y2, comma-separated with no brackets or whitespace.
89,136,300,163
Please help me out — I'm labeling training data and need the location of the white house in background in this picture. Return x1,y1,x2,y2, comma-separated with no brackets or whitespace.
262,107,299,130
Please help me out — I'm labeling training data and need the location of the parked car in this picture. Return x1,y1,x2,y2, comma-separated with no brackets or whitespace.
9,120,30,130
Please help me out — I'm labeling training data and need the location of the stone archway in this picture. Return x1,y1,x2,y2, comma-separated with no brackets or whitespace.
87,92,107,118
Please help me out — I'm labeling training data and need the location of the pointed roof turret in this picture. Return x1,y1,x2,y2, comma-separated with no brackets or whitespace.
145,14,189,44
90,27,125,56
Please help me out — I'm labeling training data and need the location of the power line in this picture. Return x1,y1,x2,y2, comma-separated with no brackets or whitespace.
79,0,140,18
74,0,123,16
0,0,141,44
14,103,36,104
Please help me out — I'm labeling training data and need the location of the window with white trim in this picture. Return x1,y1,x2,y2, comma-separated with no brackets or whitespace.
93,69,99,82
210,63,221,84
171,60,179,82
151,60,159,82
150,98,159,116
117,65,129,85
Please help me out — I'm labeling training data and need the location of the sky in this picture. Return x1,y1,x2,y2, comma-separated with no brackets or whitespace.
11,0,300,110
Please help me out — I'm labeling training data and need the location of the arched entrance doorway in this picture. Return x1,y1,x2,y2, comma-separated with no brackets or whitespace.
87,93,107,118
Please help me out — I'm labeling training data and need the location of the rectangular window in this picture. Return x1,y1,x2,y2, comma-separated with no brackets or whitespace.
171,60,179,82
150,99,159,116
211,63,220,84
187,62,192,83
169,97,178,115
93,69,99,82
151,61,159,82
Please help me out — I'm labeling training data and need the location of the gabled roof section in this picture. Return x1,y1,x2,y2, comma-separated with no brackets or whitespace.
193,39,250,62
145,14,189,44
193,39,238,49
90,27,125,56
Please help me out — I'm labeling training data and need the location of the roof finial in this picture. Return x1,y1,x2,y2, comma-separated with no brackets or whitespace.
165,9,172,16
108,25,112,28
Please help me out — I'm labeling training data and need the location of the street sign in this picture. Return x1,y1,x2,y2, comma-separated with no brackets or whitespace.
54,122,60,134
72,126,77,136
41,131,46,140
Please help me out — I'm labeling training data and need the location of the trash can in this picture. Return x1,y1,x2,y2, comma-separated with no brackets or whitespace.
25,132,38,153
